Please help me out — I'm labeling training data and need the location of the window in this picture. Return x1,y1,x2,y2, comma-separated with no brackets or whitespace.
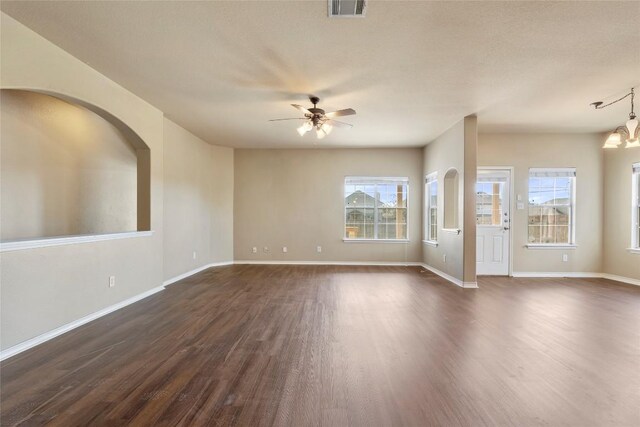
632,163,640,250
476,176,506,226
345,177,408,240
425,173,438,242
528,168,576,245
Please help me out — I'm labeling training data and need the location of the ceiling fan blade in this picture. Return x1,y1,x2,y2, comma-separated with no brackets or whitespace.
291,104,312,115
268,118,308,121
325,108,356,118
326,119,353,129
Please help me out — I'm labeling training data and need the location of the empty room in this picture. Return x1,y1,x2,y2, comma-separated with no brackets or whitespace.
1,1,639,426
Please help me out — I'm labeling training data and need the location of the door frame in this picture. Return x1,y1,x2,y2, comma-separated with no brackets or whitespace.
477,166,514,277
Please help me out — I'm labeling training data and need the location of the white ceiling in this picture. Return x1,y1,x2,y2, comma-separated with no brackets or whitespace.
2,1,639,148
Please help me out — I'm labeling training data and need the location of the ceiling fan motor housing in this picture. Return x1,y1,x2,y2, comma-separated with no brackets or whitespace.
308,108,325,126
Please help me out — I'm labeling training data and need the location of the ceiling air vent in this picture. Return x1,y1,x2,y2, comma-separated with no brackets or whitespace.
329,0,367,18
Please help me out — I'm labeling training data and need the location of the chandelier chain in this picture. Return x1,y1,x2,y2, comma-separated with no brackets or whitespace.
593,89,634,111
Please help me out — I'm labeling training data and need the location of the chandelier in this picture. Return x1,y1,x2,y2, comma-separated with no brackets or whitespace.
592,88,639,149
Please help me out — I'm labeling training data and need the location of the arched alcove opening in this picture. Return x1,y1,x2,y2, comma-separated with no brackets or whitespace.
443,168,459,230
0,89,151,242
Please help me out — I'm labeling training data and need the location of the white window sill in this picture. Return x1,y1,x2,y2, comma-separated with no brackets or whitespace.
525,244,577,250
343,239,409,244
422,240,438,247
0,231,154,252
627,248,640,255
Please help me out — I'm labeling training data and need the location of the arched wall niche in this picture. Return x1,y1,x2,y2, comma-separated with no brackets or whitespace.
443,167,460,230
0,88,151,241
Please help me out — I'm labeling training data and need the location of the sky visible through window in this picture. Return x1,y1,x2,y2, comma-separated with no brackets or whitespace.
528,177,571,205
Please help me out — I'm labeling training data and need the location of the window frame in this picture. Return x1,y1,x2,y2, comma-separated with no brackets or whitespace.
424,172,438,245
526,167,577,248
343,176,410,242
631,163,640,253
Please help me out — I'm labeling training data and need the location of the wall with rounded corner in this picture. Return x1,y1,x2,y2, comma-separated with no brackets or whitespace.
422,116,477,285
0,12,164,350
1,89,146,240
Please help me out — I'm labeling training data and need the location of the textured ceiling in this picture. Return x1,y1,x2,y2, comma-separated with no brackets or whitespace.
2,1,639,148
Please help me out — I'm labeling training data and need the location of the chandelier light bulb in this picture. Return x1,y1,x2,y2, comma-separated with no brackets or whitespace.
625,136,640,148
626,116,638,139
603,131,622,148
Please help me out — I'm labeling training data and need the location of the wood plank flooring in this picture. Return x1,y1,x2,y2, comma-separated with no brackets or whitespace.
1,265,639,426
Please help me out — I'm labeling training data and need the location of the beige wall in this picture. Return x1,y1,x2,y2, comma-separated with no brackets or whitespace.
163,118,234,280
1,13,164,350
422,117,477,284
1,89,138,240
478,133,603,274
603,143,640,280
234,148,423,263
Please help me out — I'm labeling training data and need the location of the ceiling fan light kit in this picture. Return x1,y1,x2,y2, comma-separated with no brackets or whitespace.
270,95,356,140
592,87,639,149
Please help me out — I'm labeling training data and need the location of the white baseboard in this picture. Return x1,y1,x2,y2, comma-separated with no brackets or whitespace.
419,263,477,288
234,260,422,266
600,273,640,287
163,261,234,286
0,285,165,361
512,272,602,278
512,271,640,286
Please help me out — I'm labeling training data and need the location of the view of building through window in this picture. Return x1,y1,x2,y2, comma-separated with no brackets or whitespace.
345,177,408,240
528,168,576,245
476,181,504,226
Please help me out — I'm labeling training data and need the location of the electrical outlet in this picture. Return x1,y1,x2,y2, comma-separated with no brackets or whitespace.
316,246,322,253
283,246,288,253
263,246,270,253
109,276,115,288
443,254,447,263
562,254,568,262
252,247,257,253
193,251,197,260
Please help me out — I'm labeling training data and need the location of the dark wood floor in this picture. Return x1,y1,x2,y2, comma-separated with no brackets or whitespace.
1,265,639,426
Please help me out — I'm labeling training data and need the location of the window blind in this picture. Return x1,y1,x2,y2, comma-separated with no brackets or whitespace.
477,176,507,183
632,163,640,174
529,168,576,178
425,173,437,183
346,177,408,186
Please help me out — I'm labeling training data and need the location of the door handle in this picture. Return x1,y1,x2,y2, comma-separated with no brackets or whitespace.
503,227,510,231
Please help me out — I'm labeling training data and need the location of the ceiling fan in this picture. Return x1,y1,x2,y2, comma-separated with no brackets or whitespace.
269,96,356,139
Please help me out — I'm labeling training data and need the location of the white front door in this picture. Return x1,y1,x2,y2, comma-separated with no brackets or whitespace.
476,169,511,275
